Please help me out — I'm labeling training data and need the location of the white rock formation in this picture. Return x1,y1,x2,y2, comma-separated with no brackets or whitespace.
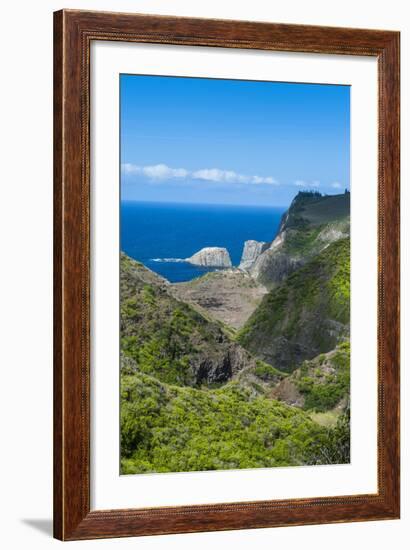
269,230,286,250
187,247,232,267
239,240,269,270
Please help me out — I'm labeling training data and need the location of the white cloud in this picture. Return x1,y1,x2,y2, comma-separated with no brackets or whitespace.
192,168,276,185
122,163,277,186
294,180,320,188
122,163,189,180
192,168,235,182
121,163,141,175
330,181,343,189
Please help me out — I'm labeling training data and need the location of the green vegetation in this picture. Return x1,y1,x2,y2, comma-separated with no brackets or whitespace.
284,191,350,229
282,225,324,255
305,407,350,465
238,238,350,372
119,191,351,474
121,252,254,387
295,342,350,412
254,361,286,381
121,305,200,386
309,410,340,428
121,371,347,474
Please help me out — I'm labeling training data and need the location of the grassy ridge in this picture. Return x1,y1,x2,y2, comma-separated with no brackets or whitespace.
283,192,350,229
272,342,350,413
238,238,350,372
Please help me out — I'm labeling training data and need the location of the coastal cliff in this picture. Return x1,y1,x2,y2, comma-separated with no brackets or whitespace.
238,237,350,372
173,192,350,332
248,191,350,287
239,240,269,270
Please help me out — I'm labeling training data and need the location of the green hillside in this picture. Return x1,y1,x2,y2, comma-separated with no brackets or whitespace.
121,368,347,474
238,238,350,372
272,342,350,412
282,191,350,229
250,192,350,289
121,253,260,387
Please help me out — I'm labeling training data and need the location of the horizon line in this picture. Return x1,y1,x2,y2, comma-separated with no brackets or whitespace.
120,199,290,208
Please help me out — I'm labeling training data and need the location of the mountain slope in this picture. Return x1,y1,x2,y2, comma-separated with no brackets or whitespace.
120,255,348,474
271,342,350,412
121,253,276,387
237,238,350,373
170,192,350,333
120,369,347,474
249,191,350,288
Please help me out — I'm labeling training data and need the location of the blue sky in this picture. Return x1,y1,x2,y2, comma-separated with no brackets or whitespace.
120,74,350,207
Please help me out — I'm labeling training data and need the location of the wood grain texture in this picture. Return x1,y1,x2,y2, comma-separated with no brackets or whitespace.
53,9,400,541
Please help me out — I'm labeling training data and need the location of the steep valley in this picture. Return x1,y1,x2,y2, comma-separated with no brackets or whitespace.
237,238,350,372
120,191,351,473
171,269,268,330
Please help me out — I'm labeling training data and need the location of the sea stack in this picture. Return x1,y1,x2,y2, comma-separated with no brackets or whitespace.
187,247,232,268
239,240,269,270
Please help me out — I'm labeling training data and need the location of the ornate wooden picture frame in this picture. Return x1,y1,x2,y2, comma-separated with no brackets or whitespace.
54,9,400,540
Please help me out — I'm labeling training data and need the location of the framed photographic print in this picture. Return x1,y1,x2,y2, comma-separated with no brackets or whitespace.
54,9,400,540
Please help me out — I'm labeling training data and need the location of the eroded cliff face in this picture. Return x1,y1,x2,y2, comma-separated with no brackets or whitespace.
239,240,269,270
187,246,232,267
250,249,303,287
171,269,267,330
246,192,350,288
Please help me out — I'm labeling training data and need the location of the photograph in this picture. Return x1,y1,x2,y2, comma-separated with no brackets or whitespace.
0,2,403,546
119,74,351,475
50,5,401,542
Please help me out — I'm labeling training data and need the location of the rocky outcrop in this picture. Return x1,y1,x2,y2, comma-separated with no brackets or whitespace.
187,247,232,267
250,250,303,287
246,192,350,288
239,240,269,270
271,377,305,408
193,344,258,385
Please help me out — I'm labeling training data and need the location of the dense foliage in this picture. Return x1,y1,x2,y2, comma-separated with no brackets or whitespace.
121,370,347,474
120,253,254,387
295,342,350,412
304,407,350,465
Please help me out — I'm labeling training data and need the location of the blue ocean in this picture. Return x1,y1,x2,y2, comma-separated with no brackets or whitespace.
121,202,286,283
